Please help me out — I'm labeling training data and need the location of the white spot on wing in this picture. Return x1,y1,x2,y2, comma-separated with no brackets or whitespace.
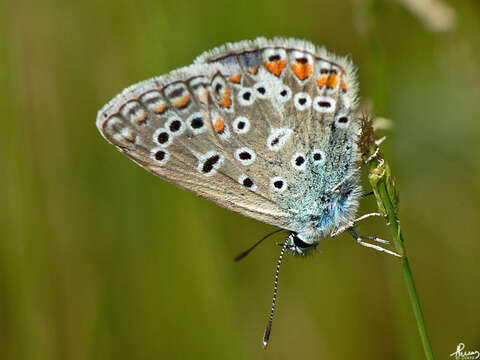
293,92,312,111
311,149,326,165
334,113,351,129
267,128,293,151
187,112,207,135
232,116,250,134
253,82,268,99
262,48,287,63
140,91,165,115
234,147,256,165
313,96,336,113
165,117,185,135
291,152,306,171
277,85,291,103
270,176,287,192
150,148,170,164
238,88,255,106
153,128,172,147
196,151,224,177
238,174,257,191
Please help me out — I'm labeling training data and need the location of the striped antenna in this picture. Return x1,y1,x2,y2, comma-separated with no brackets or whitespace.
262,236,290,348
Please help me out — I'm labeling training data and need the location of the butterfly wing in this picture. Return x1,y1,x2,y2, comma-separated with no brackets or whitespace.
96,38,359,233
97,62,293,228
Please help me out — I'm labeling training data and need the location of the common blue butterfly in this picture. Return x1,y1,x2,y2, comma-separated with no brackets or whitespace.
96,38,400,347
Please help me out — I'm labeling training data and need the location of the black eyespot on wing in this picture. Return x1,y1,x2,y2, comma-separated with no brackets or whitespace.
157,132,170,144
313,153,322,161
191,117,204,129
239,151,252,160
154,150,166,161
257,86,266,94
169,120,181,132
280,89,287,97
295,156,305,166
298,98,307,105
338,116,349,123
242,177,253,188
269,55,281,62
273,180,283,189
242,91,251,101
237,121,245,130
202,155,220,173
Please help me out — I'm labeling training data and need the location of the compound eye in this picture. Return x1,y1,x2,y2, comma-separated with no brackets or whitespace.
292,233,312,249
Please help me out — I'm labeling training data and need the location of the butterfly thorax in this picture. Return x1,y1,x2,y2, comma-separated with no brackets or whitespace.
285,147,362,237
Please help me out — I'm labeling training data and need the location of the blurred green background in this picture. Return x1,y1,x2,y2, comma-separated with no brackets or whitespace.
1,0,479,359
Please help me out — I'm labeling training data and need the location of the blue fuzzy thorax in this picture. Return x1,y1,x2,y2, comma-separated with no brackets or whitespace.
284,132,362,244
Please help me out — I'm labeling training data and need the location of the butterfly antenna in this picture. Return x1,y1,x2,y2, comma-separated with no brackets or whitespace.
234,228,285,261
262,236,290,349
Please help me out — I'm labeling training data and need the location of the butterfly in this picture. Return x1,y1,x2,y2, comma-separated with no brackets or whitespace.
96,37,400,347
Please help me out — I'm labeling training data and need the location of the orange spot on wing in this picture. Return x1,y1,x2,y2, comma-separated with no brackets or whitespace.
214,117,225,134
264,60,286,77
228,74,241,83
317,76,328,89
135,113,147,124
317,75,338,89
326,74,338,89
250,66,259,75
291,62,313,81
174,95,190,108
341,80,347,92
154,104,167,114
218,87,232,108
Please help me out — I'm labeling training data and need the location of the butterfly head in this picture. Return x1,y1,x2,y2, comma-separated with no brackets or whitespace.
285,232,318,255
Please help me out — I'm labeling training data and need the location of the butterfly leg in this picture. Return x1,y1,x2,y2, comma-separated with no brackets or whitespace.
364,136,386,164
331,212,385,237
348,228,402,258
356,234,389,244
375,136,386,146
364,146,380,163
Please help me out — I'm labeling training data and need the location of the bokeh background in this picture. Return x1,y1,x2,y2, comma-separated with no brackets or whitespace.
1,0,479,359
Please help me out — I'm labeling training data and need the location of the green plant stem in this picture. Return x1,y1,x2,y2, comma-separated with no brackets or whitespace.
362,120,434,360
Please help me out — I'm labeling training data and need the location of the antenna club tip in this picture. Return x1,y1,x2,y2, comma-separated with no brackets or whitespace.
262,327,271,349
234,253,246,261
